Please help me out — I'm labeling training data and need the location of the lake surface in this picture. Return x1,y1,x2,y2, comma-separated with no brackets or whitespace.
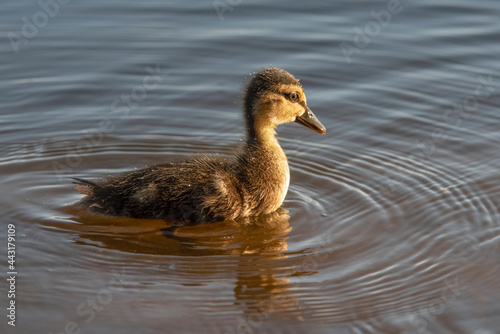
1,0,500,333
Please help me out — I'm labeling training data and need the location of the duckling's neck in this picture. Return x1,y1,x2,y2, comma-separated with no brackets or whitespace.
245,107,289,174
247,125,280,149
245,105,281,149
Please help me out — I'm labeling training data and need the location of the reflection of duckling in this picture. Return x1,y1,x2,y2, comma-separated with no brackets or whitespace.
73,68,326,225
54,206,292,256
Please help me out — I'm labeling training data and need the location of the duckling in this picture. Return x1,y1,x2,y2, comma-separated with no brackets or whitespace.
73,68,326,225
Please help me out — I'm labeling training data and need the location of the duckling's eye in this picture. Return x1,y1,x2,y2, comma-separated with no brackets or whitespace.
289,93,300,102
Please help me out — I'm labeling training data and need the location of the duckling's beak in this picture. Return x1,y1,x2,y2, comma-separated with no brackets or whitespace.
295,108,326,134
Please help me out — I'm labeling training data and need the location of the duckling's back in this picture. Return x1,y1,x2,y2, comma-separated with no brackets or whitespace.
75,156,244,224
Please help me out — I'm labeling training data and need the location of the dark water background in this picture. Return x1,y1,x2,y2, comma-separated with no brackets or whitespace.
1,0,500,333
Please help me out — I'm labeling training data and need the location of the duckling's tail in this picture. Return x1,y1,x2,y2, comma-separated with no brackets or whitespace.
72,177,97,196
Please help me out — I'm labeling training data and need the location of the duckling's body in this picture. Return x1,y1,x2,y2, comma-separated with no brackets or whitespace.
74,68,325,225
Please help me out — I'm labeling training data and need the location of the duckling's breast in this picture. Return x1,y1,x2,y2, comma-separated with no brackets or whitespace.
276,158,290,208
239,146,291,216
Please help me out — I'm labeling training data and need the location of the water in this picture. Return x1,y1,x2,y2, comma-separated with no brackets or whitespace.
1,0,500,333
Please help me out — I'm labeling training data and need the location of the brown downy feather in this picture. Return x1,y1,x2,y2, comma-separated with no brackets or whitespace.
72,178,95,196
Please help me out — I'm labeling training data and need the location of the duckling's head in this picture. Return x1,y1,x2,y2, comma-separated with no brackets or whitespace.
244,68,326,141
